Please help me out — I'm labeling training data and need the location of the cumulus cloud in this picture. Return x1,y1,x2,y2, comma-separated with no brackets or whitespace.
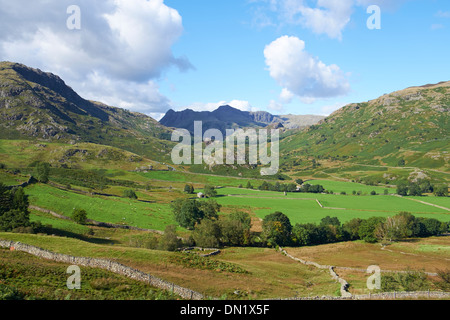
250,0,409,39
0,0,191,115
264,35,351,102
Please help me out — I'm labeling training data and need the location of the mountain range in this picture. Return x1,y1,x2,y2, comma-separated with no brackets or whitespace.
159,105,325,134
0,61,448,180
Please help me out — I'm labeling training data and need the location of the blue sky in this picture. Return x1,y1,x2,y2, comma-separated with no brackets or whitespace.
0,0,449,119
160,0,450,116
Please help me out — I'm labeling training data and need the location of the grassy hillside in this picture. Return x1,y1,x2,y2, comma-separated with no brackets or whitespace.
0,61,174,162
0,139,172,171
0,247,179,300
280,81,449,184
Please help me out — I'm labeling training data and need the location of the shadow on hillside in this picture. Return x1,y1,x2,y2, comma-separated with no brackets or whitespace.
43,227,118,246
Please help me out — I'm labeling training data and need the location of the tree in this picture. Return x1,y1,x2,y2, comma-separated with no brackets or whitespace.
192,219,221,248
0,183,13,215
320,216,341,227
262,212,292,247
203,185,217,198
229,210,252,230
246,181,253,189
434,185,448,197
198,200,221,220
396,183,409,196
259,181,269,191
0,186,31,232
343,218,363,241
221,210,252,246
418,218,447,237
123,189,138,199
375,215,409,243
171,198,204,230
358,217,385,243
158,225,182,251
34,162,50,183
184,184,195,194
72,209,88,225
408,182,422,196
220,220,247,246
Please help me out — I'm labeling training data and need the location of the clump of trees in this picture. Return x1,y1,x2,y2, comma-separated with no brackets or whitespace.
192,210,252,248
123,189,138,199
246,180,325,194
171,198,221,230
0,183,39,233
258,211,449,248
396,179,448,197
170,198,252,248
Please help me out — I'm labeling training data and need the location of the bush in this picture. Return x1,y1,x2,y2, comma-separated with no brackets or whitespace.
382,270,430,292
123,189,138,199
435,269,450,291
184,184,195,194
0,284,23,300
34,162,50,183
72,208,88,225
158,225,182,251
262,212,292,247
192,219,221,248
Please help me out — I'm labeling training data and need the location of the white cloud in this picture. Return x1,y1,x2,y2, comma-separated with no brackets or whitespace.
319,102,348,116
250,0,409,39
267,100,284,112
279,88,295,103
0,0,191,115
436,10,450,18
264,35,351,102
297,0,354,40
431,24,444,30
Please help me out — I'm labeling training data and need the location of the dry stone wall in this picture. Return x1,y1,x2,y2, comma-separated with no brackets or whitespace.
0,240,203,300
278,247,450,300
278,247,352,298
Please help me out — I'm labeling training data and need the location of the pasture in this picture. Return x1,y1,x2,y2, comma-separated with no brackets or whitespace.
215,187,450,225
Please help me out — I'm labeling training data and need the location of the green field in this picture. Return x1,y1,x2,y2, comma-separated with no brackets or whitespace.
137,170,266,187
24,181,450,233
214,187,450,225
305,179,394,194
25,184,178,232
